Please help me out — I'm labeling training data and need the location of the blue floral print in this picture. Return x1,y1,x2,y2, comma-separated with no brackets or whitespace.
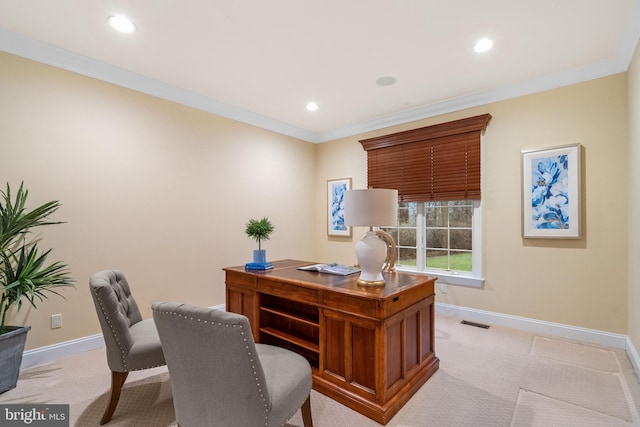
531,154,570,229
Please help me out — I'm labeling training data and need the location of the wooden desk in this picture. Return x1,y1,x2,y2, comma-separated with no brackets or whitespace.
224,259,439,425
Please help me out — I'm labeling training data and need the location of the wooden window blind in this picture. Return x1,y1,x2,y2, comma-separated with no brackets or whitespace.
359,114,492,202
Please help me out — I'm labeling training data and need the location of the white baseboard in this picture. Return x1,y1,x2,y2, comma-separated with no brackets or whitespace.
435,302,628,349
19,303,638,375
21,333,105,370
627,336,640,374
21,303,226,370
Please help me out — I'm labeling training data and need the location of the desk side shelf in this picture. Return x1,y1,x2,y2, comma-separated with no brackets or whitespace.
260,327,320,353
259,293,320,368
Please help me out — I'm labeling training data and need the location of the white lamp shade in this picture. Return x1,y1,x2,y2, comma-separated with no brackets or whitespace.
344,189,398,227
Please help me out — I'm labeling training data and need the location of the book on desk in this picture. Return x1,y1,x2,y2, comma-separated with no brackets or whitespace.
297,263,360,276
245,261,273,271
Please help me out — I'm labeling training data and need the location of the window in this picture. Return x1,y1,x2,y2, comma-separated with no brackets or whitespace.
358,114,491,288
382,200,483,287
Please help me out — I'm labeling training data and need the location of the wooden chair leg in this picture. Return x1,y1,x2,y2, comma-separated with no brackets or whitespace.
301,395,313,427
100,371,129,425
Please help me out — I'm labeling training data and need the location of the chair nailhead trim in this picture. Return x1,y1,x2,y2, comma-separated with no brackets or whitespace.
93,289,129,370
154,308,272,423
93,289,166,372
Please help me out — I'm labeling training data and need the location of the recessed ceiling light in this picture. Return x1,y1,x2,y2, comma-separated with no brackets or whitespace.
108,15,136,33
306,102,319,112
474,38,493,53
376,76,397,87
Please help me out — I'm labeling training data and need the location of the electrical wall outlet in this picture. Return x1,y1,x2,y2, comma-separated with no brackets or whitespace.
438,282,448,294
51,314,62,329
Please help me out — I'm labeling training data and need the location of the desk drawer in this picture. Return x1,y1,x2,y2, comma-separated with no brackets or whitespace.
323,292,379,319
258,278,321,305
225,270,256,288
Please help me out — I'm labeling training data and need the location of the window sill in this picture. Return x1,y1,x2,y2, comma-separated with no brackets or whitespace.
395,267,484,288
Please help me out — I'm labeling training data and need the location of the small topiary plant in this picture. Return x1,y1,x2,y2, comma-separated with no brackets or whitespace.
244,217,274,251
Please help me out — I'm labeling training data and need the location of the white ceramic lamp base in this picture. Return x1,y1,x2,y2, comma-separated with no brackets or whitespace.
355,230,388,286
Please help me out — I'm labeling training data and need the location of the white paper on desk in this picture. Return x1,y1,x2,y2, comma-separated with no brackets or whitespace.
297,263,360,276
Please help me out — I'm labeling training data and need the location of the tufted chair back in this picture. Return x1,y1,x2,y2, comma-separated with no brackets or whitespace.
89,270,165,424
90,270,143,371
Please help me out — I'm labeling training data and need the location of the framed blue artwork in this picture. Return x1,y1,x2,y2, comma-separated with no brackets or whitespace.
327,178,351,237
521,144,582,238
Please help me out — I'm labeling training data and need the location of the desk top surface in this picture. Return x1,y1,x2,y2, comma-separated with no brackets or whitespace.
224,259,436,300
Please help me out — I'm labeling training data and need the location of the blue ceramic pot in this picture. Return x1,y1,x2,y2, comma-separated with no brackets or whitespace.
253,250,267,264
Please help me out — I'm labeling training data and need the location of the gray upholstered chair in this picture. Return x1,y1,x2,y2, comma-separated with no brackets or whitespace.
89,270,166,424
152,301,313,427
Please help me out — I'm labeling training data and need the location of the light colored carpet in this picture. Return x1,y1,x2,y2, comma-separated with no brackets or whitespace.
1,312,639,426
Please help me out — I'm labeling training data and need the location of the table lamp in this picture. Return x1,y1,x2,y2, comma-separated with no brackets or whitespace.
344,188,398,286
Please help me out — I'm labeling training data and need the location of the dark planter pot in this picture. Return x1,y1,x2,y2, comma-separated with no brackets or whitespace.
0,325,31,394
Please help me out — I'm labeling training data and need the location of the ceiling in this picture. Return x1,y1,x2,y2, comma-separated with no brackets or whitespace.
1,1,639,143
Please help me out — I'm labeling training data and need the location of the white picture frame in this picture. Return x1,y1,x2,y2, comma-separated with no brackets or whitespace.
521,144,582,239
327,178,352,237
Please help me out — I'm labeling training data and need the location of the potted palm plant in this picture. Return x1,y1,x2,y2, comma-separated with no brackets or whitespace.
245,217,274,265
0,182,75,394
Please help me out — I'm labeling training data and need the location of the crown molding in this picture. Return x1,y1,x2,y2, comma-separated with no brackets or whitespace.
2,20,639,145
0,28,317,143
315,55,628,143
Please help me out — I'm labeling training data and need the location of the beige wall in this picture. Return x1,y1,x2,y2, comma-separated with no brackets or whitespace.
0,52,317,350
1,46,635,351
317,74,629,334
629,43,640,350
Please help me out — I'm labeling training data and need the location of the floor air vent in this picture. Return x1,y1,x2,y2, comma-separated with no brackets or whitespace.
461,320,490,329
